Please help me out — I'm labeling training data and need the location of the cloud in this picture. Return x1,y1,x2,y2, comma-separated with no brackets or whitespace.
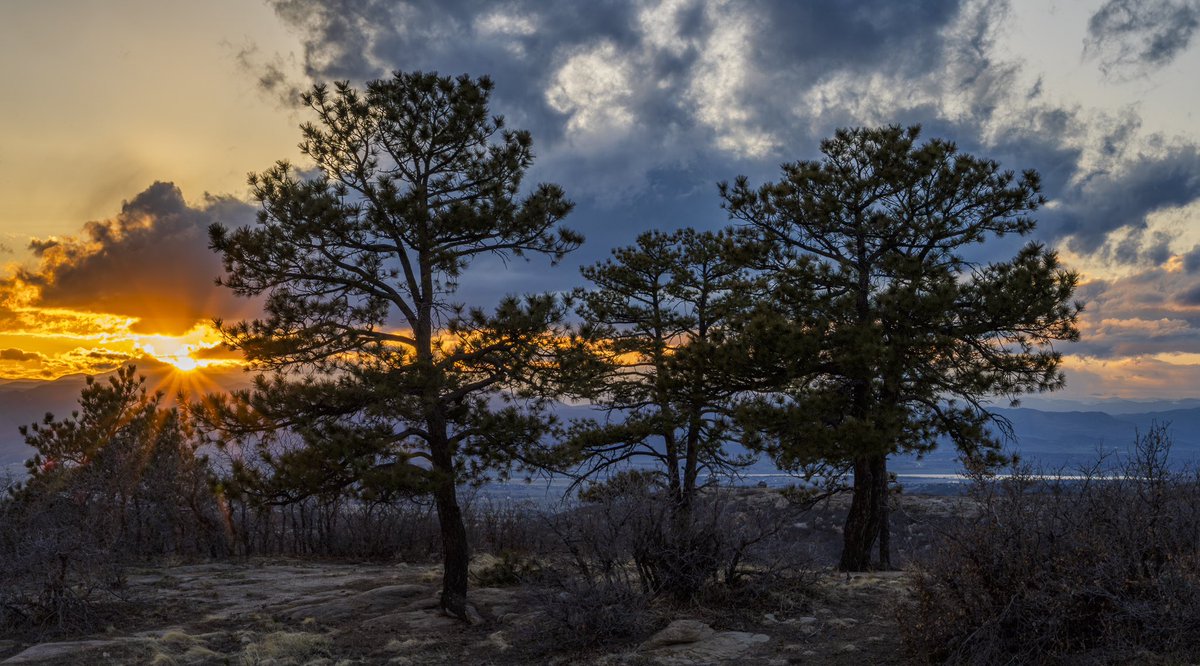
1085,0,1200,77
245,0,1200,408
1058,354,1200,400
253,1,1200,269
260,0,970,176
2,181,259,336
1065,261,1200,361
0,348,42,362
1046,142,1200,257
234,43,307,108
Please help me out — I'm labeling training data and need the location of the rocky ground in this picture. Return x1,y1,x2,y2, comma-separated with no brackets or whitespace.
0,492,968,664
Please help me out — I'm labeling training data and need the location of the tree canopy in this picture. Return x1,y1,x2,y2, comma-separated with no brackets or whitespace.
722,125,1081,570
208,71,580,618
569,228,756,509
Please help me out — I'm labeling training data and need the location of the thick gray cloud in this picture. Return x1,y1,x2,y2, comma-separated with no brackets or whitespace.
241,0,1200,354
253,1,1197,252
5,182,260,335
0,348,42,362
1047,143,1200,256
1086,0,1200,76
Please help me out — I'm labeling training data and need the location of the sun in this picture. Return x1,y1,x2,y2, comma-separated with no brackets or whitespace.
162,355,200,372
130,324,236,375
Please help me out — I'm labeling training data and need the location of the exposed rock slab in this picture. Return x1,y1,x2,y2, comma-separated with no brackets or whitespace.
282,583,428,622
639,619,769,665
1,639,140,664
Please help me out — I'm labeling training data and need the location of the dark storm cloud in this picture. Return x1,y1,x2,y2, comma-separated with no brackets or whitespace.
2,182,259,335
1046,144,1200,256
1086,0,1200,76
263,0,969,156
1182,245,1200,273
0,348,42,362
251,0,1200,296
1177,283,1200,306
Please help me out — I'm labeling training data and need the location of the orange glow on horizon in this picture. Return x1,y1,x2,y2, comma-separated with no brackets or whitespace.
0,299,243,380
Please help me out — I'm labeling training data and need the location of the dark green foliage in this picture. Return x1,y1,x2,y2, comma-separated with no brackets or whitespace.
722,125,1081,570
903,424,1200,664
206,71,579,619
569,228,756,508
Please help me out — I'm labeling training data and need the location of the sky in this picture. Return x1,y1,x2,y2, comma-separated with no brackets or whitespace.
1,0,1200,405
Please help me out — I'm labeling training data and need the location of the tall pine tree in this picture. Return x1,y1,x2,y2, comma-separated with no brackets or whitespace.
722,125,1080,570
570,229,753,510
208,72,579,618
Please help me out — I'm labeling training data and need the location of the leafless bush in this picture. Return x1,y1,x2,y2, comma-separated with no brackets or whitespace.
217,492,443,560
544,474,817,602
903,423,1200,664
463,493,551,556
518,568,658,654
0,489,126,633
510,477,816,652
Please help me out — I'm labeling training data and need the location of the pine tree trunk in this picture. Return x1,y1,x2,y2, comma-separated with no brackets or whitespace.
426,409,472,621
433,475,470,621
839,453,889,571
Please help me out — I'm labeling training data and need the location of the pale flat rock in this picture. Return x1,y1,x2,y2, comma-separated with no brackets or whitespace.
640,620,769,665
283,583,429,621
2,639,134,664
642,619,714,649
468,586,518,608
360,609,461,633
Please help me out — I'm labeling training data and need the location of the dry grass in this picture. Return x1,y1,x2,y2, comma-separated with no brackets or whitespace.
238,631,332,665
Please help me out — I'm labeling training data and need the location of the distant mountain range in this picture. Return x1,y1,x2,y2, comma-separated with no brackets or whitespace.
5,370,1200,479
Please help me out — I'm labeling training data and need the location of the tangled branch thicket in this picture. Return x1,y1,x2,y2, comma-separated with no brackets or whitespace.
903,423,1200,664
517,473,820,652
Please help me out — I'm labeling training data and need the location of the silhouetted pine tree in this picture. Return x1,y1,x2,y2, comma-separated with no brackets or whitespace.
722,125,1080,571
207,72,579,619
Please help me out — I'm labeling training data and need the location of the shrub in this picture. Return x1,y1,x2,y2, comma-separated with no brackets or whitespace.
519,572,657,653
547,475,815,601
902,424,1200,664
470,550,542,587
0,492,126,632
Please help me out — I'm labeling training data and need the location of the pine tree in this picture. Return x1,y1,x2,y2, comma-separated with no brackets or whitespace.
721,125,1080,570
571,229,753,509
208,72,579,619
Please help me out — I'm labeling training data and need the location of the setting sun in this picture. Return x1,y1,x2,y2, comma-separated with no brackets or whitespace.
130,324,236,376
161,355,199,372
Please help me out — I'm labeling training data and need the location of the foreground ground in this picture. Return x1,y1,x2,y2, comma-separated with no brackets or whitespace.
0,492,967,664
0,561,915,665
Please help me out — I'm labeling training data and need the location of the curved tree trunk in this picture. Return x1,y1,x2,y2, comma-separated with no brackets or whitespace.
839,453,890,571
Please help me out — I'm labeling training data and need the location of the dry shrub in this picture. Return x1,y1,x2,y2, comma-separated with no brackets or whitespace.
552,474,815,602
463,494,550,556
470,550,542,587
0,490,128,633
513,473,817,653
519,572,658,654
903,424,1200,664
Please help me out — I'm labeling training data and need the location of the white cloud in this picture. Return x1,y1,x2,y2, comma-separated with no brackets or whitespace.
685,0,776,158
637,0,700,57
546,41,637,136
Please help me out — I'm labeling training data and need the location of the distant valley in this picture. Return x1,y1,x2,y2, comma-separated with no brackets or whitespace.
5,370,1200,481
